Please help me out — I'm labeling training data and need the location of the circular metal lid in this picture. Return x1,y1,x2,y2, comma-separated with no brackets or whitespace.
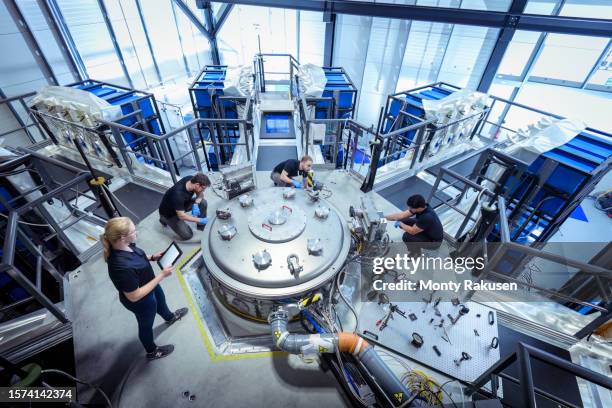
202,187,351,298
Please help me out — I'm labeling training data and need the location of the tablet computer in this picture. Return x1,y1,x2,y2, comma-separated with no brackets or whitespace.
157,241,183,269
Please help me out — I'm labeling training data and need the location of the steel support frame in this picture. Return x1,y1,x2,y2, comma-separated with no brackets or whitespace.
0,89,38,145
470,342,612,408
211,0,612,37
214,3,234,34
478,0,528,92
172,0,220,65
323,2,336,67
203,1,221,65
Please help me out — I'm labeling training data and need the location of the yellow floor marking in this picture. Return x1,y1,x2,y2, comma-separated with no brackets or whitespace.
176,248,285,361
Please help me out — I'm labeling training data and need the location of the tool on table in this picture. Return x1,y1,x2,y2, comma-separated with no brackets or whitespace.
376,303,407,331
411,332,424,348
489,336,499,350
454,352,471,367
448,305,470,325
433,345,441,356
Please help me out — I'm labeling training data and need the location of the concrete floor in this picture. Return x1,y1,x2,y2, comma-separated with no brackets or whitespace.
69,171,374,407
69,168,611,407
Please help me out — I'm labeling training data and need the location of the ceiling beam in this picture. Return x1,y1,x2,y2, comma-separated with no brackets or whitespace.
172,0,213,40
211,0,612,37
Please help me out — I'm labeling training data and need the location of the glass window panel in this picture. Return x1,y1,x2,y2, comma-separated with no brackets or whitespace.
333,14,371,92
173,1,212,76
525,0,561,15
355,0,512,11
396,21,452,90
298,11,325,66
103,0,157,89
515,82,612,132
56,0,127,85
437,25,499,88
587,46,612,88
217,5,297,66
17,0,76,84
560,0,612,19
497,30,541,77
140,0,188,82
356,17,410,127
530,34,609,83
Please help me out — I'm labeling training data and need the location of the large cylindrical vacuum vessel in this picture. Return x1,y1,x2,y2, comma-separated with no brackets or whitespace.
201,187,351,321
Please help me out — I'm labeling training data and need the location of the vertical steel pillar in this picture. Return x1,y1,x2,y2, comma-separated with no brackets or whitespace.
477,0,529,92
203,1,221,64
323,3,335,67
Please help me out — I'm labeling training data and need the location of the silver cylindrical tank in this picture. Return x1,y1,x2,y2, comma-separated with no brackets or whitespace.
201,187,351,321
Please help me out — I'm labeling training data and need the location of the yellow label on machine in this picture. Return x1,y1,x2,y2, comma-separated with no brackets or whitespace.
307,171,314,188
394,392,403,403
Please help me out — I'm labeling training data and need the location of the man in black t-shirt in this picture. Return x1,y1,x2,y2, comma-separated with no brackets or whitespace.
385,194,444,254
159,173,210,240
270,155,313,188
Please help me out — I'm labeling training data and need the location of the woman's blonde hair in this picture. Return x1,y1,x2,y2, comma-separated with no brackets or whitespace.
101,217,133,261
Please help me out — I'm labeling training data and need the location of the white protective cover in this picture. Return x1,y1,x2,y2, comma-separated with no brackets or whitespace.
297,63,327,98
421,89,488,120
29,85,122,123
223,65,254,97
504,118,587,164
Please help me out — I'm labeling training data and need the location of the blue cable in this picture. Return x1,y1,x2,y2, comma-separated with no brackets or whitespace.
302,310,326,334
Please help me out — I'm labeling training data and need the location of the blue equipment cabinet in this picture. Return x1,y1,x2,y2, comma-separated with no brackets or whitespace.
313,67,358,120
382,83,457,144
504,129,612,244
188,65,246,171
67,80,168,168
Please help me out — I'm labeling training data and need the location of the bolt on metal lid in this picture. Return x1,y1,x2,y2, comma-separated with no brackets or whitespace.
283,188,295,199
315,205,330,219
307,238,323,255
252,249,272,270
268,209,288,225
239,194,253,207
218,224,237,241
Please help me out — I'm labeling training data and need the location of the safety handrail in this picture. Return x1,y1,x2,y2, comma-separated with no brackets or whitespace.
0,92,47,145
469,342,612,408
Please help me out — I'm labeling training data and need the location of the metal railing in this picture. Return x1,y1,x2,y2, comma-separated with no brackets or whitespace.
363,83,490,190
254,53,300,96
0,92,47,146
469,342,612,408
298,97,380,184
0,153,106,324
29,98,255,183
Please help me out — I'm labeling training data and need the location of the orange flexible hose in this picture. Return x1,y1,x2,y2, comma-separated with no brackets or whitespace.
337,332,369,354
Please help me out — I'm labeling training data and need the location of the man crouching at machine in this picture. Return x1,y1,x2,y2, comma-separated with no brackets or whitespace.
158,173,210,240
270,155,313,188
385,194,444,255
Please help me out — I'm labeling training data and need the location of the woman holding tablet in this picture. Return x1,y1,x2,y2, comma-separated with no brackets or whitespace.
102,217,188,360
